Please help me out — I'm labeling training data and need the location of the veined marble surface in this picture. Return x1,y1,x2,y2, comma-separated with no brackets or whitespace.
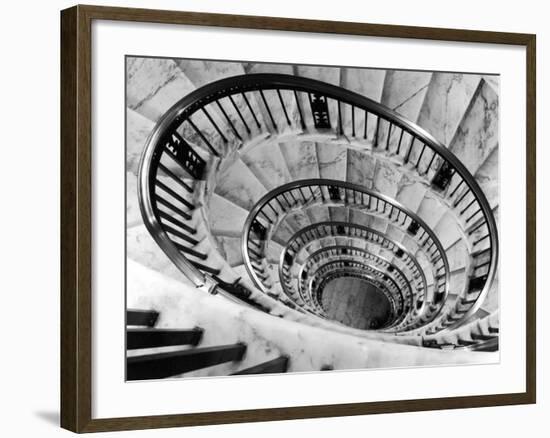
207,193,249,238
417,73,482,145
126,57,195,122
240,142,292,190
316,142,347,180
125,57,500,358
127,260,497,378
214,153,267,210
346,149,375,187
449,79,499,175
279,141,320,180
381,70,433,122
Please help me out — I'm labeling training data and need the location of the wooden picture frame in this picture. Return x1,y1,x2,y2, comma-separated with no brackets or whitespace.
60,4,536,433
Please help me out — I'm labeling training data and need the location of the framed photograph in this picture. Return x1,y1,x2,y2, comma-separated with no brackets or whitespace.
60,4,536,433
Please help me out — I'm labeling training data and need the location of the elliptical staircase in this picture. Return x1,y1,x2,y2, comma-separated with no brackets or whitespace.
126,59,499,379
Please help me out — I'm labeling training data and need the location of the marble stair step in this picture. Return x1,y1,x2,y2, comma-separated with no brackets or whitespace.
195,237,241,284
316,142,348,180
271,220,297,247
282,210,313,236
416,73,482,146
208,193,250,237
126,58,230,158
239,141,293,191
381,70,433,123
348,209,373,228
328,206,349,223
395,173,428,213
340,68,386,140
372,158,403,199
378,70,432,150
176,59,264,149
305,204,332,225
432,211,464,250
213,153,268,211
126,57,196,122
346,149,375,188
296,65,341,133
444,239,469,273
415,191,448,228
448,79,499,175
245,62,301,135
266,241,284,264
279,141,321,180
216,236,243,267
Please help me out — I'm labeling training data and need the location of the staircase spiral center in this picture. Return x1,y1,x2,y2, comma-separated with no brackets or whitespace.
321,276,392,330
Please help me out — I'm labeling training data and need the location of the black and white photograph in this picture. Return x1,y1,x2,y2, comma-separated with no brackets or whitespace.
125,57,500,380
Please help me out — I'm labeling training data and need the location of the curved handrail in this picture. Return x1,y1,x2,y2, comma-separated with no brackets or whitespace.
298,246,413,322
309,261,405,329
299,245,412,299
138,73,498,331
275,221,432,321
242,179,448,303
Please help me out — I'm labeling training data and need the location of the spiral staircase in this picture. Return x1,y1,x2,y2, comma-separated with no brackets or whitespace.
126,59,499,380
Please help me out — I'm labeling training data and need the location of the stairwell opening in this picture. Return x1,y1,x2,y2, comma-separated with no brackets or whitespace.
320,277,392,330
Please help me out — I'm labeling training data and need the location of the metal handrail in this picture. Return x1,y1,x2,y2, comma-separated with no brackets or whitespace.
309,261,405,329
298,245,414,310
274,221,433,323
299,250,411,326
242,179,448,302
282,232,427,295
138,73,498,331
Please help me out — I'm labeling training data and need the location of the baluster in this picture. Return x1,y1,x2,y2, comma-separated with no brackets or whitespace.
201,107,228,143
396,129,405,154
404,137,416,163
276,89,291,126
466,208,482,223
156,180,194,210
158,163,193,193
460,198,477,215
386,123,393,150
259,90,278,131
173,242,207,260
156,195,192,221
158,211,196,235
162,224,199,246
374,117,380,147
453,188,471,208
216,100,242,141
293,90,306,130
241,92,261,129
416,143,427,168
186,118,220,157
228,95,251,134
